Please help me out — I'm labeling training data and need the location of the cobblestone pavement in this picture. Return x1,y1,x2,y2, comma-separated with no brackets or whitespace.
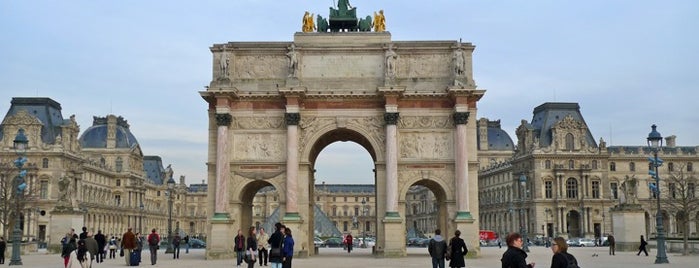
15,246,699,267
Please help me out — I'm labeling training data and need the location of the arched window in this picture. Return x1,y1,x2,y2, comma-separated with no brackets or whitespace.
116,157,123,172
566,178,578,199
565,133,574,151
42,158,49,168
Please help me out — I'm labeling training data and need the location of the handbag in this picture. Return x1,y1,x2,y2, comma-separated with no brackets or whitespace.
269,236,283,258
245,249,256,263
119,248,124,257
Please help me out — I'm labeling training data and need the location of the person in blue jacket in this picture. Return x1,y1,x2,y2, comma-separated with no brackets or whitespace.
282,227,295,268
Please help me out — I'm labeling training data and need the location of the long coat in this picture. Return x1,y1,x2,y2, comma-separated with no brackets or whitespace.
267,231,284,264
448,237,468,268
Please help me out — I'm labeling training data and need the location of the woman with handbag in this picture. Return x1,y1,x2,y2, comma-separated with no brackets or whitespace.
268,223,285,268
246,226,258,268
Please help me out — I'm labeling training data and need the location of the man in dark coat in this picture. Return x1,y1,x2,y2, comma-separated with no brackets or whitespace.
267,223,285,267
94,230,107,263
84,231,99,262
501,233,535,268
0,236,6,264
121,227,137,266
428,229,447,268
448,230,468,268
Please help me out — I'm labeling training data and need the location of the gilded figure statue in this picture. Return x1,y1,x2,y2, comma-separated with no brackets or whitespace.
302,11,316,32
373,10,386,32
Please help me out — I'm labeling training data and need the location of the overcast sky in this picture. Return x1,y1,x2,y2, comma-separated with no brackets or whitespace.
1,0,697,186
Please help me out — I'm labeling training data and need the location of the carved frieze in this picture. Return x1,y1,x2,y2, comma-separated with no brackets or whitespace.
232,134,285,161
231,117,284,130
233,55,287,79
400,54,451,78
399,116,453,129
399,132,453,159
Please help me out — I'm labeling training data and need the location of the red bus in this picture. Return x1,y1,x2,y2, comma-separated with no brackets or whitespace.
479,230,497,241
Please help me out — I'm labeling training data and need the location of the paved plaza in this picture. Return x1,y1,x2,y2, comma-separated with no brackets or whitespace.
14,246,699,267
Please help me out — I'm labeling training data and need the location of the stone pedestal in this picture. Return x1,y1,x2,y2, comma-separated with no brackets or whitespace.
454,217,478,257
380,216,405,257
611,204,645,251
206,218,236,259
48,210,84,253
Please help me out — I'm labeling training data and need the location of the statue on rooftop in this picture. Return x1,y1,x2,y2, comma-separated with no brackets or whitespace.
302,11,316,32
373,10,386,32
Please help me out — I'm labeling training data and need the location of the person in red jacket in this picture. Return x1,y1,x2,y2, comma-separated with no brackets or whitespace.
344,233,353,253
147,229,161,265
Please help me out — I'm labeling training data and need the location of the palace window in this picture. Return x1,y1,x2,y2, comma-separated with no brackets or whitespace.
116,157,123,172
545,160,551,169
569,160,575,169
545,181,553,199
669,183,677,199
332,206,337,216
566,178,578,199
610,162,616,171
688,162,693,172
116,179,121,187
611,182,618,199
629,162,635,172
668,162,674,172
565,133,574,151
354,207,359,216
40,181,49,199
592,181,600,198
42,158,49,168
115,195,121,206
688,183,696,199
592,160,598,170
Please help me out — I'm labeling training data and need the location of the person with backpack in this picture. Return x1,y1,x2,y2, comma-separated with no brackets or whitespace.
172,233,181,259
427,228,447,268
550,237,578,268
147,229,160,265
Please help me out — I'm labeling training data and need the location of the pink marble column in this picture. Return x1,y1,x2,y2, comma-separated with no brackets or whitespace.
384,112,399,216
285,113,300,217
214,113,231,217
453,112,471,217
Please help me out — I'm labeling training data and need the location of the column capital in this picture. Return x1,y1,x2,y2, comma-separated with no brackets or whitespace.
285,113,300,126
215,113,232,126
384,112,399,125
453,112,470,125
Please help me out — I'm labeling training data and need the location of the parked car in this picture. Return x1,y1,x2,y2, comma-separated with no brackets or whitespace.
314,237,325,247
189,238,207,248
566,238,581,247
324,237,344,248
407,237,423,247
578,238,596,247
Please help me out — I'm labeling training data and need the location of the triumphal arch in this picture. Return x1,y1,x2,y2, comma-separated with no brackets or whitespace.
200,31,485,258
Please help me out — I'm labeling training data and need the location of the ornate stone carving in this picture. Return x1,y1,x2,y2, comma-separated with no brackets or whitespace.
399,132,452,159
285,113,300,126
398,116,452,129
384,112,399,125
54,176,74,212
215,113,232,126
234,55,286,79
403,54,451,78
219,50,230,80
231,117,284,130
453,112,470,125
233,134,285,161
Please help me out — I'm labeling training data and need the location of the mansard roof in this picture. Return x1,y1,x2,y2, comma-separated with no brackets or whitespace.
315,184,375,194
79,115,139,149
2,97,68,144
530,102,597,148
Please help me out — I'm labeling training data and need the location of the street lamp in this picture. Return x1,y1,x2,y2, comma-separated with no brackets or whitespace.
139,202,144,235
165,176,175,254
647,124,669,264
361,198,368,248
11,128,29,266
519,173,529,252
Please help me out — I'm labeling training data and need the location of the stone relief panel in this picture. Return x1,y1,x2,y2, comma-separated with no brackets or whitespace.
399,54,451,78
399,132,453,159
233,133,285,161
302,55,383,78
399,116,453,129
233,55,287,79
346,116,385,146
231,117,285,130
299,116,336,153
398,169,451,195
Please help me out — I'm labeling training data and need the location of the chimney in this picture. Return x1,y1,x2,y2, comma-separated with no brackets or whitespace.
665,135,676,148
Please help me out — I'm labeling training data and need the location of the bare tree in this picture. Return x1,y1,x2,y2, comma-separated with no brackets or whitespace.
657,163,699,255
0,161,38,240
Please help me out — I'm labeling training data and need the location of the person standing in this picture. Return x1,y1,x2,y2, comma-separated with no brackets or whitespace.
94,230,106,263
607,234,616,255
257,227,269,266
637,235,649,256
344,233,353,253
428,229,447,268
500,233,535,268
84,232,99,264
448,230,468,268
235,229,246,266
267,223,285,268
0,237,6,264
79,226,88,240
108,236,117,259
62,237,77,268
550,237,578,268
184,235,190,254
66,239,92,268
246,226,258,268
172,233,181,259
147,229,161,265
282,227,294,268
121,227,137,266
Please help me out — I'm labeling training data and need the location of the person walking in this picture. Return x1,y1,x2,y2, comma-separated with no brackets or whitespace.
108,236,117,259
267,223,285,268
246,226,258,268
94,230,106,263
172,233,181,259
344,233,353,253
607,234,616,255
84,232,99,264
67,239,92,268
79,227,88,240
501,233,535,268
257,227,269,266
62,237,77,268
0,237,6,264
121,227,137,266
428,229,447,268
448,230,468,268
550,237,578,268
147,228,161,265
637,235,649,256
281,227,294,268
235,229,246,266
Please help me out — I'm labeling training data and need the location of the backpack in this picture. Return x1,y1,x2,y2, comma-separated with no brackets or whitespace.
148,234,159,246
563,253,580,268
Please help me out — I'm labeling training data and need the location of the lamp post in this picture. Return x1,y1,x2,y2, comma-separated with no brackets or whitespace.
647,124,669,264
139,202,144,235
165,177,175,254
361,198,368,248
519,173,529,252
11,129,29,266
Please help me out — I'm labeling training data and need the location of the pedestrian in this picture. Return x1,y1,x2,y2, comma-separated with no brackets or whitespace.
135,232,144,263
184,235,190,254
427,229,447,268
246,226,258,268
84,231,99,263
637,235,648,256
550,237,578,268
0,237,6,264
121,227,137,266
79,226,88,240
498,237,502,249
94,230,106,263
607,234,616,255
108,236,117,259
235,229,246,266
67,239,92,268
448,230,468,268
257,227,269,266
147,228,161,265
344,233,353,253
267,223,285,268
500,233,535,268
282,227,294,268
172,233,181,259
62,236,77,268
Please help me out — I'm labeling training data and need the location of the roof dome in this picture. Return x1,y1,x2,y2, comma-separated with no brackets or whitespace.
79,115,139,149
